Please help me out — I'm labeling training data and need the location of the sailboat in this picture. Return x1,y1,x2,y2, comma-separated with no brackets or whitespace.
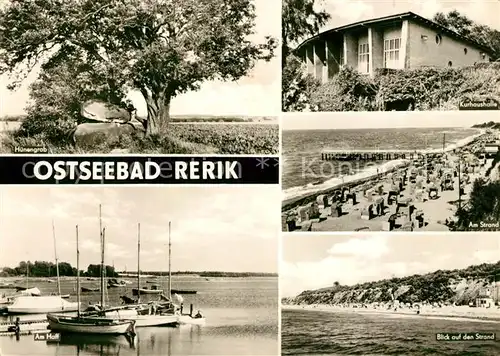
166,222,206,326
83,221,178,327
7,245,78,314
51,220,70,299
48,222,136,335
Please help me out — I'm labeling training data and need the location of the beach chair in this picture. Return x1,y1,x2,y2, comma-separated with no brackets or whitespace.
347,192,357,205
428,187,438,200
387,190,398,205
361,205,372,220
316,194,328,209
400,221,413,231
297,206,309,223
330,202,342,218
415,210,424,228
382,214,397,231
374,197,385,216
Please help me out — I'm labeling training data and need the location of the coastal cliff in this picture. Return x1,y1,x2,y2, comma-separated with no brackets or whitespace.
282,261,500,306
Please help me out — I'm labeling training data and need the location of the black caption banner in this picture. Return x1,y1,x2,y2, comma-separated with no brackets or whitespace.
0,156,279,184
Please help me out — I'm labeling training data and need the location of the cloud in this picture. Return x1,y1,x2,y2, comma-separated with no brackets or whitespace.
322,0,374,23
473,250,500,264
327,235,389,259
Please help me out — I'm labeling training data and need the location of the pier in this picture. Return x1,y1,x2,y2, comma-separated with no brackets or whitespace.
321,150,443,161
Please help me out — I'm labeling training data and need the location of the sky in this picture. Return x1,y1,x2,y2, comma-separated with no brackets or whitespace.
0,186,279,273
282,111,500,130
314,0,500,39
0,0,280,117
281,233,500,297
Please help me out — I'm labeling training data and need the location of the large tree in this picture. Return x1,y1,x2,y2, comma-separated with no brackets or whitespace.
281,0,329,111
282,0,330,68
0,0,275,134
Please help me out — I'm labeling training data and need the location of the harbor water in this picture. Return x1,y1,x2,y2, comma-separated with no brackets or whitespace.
0,276,278,355
281,309,500,356
282,127,481,192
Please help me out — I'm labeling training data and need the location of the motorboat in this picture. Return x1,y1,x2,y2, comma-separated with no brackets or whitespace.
7,296,80,314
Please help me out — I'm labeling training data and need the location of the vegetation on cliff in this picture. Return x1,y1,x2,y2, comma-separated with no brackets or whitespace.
283,261,500,306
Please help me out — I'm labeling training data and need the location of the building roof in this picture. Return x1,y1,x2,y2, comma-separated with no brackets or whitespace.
294,11,494,56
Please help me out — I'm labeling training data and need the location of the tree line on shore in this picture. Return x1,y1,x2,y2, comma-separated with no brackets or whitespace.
0,261,118,278
1,262,277,278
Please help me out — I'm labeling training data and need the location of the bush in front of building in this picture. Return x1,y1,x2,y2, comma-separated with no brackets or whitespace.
309,67,379,111
306,63,500,111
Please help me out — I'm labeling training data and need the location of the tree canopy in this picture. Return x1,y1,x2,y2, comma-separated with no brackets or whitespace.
281,0,328,111
0,0,276,134
433,10,500,60
281,0,330,67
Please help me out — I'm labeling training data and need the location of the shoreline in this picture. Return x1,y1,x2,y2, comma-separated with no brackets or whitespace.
282,304,500,323
282,130,486,210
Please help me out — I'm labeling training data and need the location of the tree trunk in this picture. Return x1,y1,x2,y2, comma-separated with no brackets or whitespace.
144,92,171,136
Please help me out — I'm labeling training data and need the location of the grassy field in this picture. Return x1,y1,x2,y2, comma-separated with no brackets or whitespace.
0,121,279,154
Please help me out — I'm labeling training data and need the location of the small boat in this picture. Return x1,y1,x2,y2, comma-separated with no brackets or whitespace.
132,287,163,296
178,314,206,325
47,314,136,335
81,287,99,292
171,289,197,295
7,296,80,314
107,279,127,288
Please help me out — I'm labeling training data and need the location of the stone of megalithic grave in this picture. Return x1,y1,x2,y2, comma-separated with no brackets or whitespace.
316,194,328,208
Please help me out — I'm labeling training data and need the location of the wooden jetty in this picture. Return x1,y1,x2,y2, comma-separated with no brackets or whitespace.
320,150,444,161
0,318,49,335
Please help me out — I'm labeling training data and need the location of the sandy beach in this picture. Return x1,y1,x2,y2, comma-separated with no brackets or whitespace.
282,303,500,322
282,130,498,232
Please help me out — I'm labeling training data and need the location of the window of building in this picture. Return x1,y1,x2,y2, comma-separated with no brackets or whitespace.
435,34,442,45
384,38,401,69
358,43,369,73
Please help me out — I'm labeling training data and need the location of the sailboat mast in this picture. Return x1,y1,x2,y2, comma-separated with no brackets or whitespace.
76,225,80,318
137,223,141,303
168,221,172,299
52,220,61,296
99,204,105,310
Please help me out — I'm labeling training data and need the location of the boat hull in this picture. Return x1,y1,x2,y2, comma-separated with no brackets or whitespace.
132,288,163,296
8,305,79,314
47,314,135,335
99,308,179,327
